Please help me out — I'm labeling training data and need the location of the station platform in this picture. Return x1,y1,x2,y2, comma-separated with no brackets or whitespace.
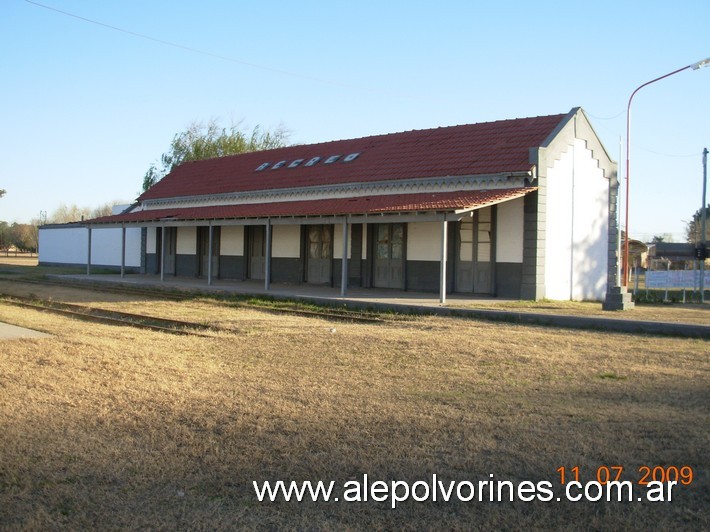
53,273,710,338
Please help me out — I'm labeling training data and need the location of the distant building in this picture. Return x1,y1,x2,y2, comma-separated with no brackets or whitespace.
648,242,700,270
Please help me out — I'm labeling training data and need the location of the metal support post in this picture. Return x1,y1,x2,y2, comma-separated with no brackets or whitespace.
341,218,349,297
264,219,271,291
207,222,213,286
120,223,126,278
86,227,92,276
439,218,448,305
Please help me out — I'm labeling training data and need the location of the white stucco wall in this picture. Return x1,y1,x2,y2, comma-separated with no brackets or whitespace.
146,227,157,254
544,139,609,301
39,225,141,267
39,226,87,264
91,228,142,267
272,225,301,258
176,227,196,255
407,222,441,261
220,226,244,256
496,197,524,263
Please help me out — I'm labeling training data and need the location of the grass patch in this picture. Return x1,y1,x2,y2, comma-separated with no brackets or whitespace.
0,257,124,279
453,297,710,326
597,371,628,381
0,284,707,529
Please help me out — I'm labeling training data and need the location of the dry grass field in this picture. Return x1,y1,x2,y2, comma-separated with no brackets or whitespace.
2,255,709,325
0,277,708,530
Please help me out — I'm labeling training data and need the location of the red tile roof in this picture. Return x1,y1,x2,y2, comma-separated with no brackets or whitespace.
138,113,566,201
92,188,535,224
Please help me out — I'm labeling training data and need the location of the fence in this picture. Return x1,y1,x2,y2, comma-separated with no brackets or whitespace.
631,268,709,303
646,270,710,289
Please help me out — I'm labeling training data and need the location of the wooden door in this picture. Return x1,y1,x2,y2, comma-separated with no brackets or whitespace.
456,218,474,292
373,223,404,289
198,226,220,278
163,227,176,276
474,209,492,294
455,209,493,294
249,226,265,280
306,225,332,284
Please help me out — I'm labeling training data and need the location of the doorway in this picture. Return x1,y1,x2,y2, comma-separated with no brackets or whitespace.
373,223,405,289
247,225,266,280
455,208,493,294
306,224,333,284
197,226,220,278
157,227,177,276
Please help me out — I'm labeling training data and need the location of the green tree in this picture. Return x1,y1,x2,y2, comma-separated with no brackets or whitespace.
651,234,673,244
142,119,290,192
142,165,162,195
0,189,5,198
0,221,10,252
686,205,710,245
9,223,36,253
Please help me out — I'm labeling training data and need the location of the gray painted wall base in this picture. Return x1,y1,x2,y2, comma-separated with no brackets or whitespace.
143,255,524,298
406,260,441,293
219,256,245,280
38,261,140,273
176,254,198,277
271,258,302,284
146,253,158,275
495,263,522,299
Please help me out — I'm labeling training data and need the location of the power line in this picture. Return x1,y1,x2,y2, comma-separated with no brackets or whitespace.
585,109,626,121
586,107,706,159
24,0,386,95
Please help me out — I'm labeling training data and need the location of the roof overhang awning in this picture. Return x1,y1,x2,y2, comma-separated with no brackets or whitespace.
86,188,536,228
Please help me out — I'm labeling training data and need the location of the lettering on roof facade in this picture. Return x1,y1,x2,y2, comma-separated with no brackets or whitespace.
255,152,360,172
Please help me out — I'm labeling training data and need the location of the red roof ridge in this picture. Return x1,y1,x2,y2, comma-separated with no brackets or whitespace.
172,112,569,165
296,112,567,147
138,111,570,202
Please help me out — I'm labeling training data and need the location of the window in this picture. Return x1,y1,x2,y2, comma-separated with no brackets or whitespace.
308,225,332,259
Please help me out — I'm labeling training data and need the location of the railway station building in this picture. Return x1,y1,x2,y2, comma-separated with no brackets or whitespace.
41,107,619,303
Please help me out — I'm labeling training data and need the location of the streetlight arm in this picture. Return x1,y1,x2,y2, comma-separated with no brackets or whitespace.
627,65,694,112
622,58,710,287
627,58,709,113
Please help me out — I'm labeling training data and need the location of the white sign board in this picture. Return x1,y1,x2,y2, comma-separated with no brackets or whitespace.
646,270,710,289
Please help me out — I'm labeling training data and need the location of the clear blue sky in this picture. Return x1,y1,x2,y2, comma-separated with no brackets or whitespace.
1,0,708,241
